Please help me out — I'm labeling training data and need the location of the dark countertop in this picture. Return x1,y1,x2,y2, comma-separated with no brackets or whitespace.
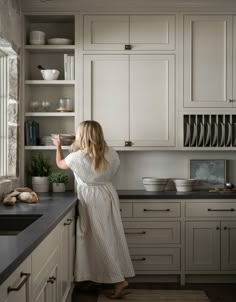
1,189,236,286
117,190,236,199
0,192,77,286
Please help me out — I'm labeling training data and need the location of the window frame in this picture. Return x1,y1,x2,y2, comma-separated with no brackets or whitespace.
0,40,19,189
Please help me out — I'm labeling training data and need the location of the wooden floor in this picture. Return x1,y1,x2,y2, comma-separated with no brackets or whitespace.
72,282,236,302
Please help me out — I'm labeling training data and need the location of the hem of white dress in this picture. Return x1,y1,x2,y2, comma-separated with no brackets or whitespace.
75,273,135,284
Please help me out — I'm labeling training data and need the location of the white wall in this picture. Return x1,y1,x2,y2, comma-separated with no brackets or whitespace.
113,151,236,189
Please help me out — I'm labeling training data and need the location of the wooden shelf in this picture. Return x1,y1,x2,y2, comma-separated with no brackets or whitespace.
25,80,75,85
24,45,75,54
25,112,75,117
25,146,71,150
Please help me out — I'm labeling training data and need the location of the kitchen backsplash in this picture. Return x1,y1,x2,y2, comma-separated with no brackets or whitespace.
113,151,236,190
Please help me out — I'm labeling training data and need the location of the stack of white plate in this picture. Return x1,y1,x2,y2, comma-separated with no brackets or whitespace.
173,179,194,192
41,136,53,146
142,177,169,192
29,31,46,45
51,134,75,145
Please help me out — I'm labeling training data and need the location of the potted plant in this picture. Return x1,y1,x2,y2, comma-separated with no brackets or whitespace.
29,153,51,192
49,171,69,192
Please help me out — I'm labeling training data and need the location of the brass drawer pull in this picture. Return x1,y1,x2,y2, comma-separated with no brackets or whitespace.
8,272,30,292
143,208,170,212
132,257,146,261
64,218,73,225
125,231,146,235
208,208,235,212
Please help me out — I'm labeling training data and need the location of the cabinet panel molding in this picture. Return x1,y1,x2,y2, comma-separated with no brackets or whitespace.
184,15,232,108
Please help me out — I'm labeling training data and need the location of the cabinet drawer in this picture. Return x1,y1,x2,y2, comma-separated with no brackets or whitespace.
129,247,180,272
133,202,180,218
123,221,180,244
186,202,236,217
120,203,132,217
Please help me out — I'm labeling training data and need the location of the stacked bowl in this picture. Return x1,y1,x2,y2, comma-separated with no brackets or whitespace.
173,179,194,192
142,177,169,192
29,31,46,45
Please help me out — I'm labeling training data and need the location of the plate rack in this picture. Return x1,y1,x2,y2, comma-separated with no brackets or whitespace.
183,114,236,148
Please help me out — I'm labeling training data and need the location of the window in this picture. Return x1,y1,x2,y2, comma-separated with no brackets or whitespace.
0,39,18,179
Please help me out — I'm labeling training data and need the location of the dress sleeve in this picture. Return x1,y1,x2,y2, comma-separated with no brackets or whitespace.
64,151,79,170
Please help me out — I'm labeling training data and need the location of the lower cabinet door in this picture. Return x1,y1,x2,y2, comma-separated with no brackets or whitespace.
129,247,180,273
185,221,220,271
221,221,236,271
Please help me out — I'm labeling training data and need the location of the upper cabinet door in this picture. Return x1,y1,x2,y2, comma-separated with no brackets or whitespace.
84,15,129,50
233,16,236,107
184,15,233,108
84,55,129,146
129,15,175,50
84,15,175,51
130,55,175,147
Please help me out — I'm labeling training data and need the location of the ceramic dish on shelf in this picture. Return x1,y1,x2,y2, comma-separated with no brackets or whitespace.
184,122,190,146
197,122,204,146
47,38,73,45
190,122,197,146
226,122,232,146
204,122,211,146
219,122,225,147
51,133,75,145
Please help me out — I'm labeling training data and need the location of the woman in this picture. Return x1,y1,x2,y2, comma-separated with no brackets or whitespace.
52,120,135,299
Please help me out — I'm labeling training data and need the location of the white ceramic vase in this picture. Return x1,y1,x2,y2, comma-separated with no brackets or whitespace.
32,176,49,192
52,183,65,193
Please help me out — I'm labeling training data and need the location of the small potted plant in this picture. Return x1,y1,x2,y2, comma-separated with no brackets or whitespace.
49,171,69,192
29,154,51,192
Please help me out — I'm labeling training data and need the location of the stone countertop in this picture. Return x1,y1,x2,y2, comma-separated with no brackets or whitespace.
117,190,236,199
0,192,77,286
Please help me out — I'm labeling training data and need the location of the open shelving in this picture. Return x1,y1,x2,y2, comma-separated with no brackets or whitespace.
22,12,79,190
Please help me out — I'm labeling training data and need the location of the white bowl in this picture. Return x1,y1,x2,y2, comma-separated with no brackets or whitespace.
47,38,72,45
142,177,168,184
143,183,167,192
30,31,45,37
29,39,45,45
173,179,194,192
41,69,60,81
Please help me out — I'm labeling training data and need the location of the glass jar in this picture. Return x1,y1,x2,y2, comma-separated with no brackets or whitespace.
58,98,73,112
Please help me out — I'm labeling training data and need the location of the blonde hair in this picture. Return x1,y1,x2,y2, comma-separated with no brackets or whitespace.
71,120,108,172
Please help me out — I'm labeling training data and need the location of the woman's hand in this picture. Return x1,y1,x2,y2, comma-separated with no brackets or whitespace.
51,135,61,148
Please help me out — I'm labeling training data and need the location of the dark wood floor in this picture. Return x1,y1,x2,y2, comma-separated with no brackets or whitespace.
72,282,236,302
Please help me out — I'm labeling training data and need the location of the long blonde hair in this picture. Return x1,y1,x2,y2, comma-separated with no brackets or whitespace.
71,120,108,172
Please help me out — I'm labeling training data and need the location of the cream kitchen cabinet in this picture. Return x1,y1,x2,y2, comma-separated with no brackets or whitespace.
120,200,181,274
84,14,175,51
31,208,75,302
31,223,60,302
0,257,31,302
84,54,175,148
183,15,233,108
60,210,75,302
185,201,236,272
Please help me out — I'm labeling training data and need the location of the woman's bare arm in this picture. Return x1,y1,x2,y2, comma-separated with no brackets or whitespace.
51,136,69,170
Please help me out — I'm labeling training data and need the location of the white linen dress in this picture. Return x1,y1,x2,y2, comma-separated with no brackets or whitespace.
65,147,135,283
